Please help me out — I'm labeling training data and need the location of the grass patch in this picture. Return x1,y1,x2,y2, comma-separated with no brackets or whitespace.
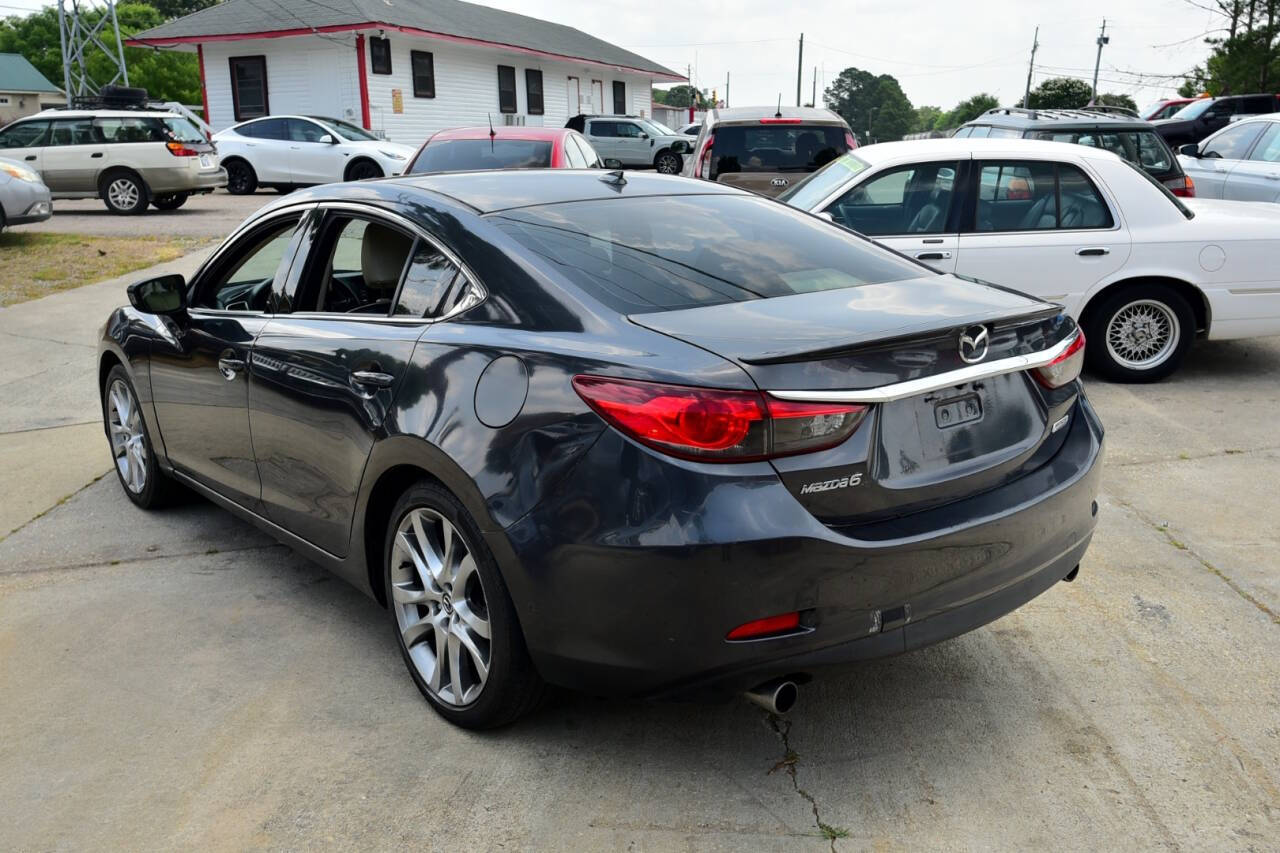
0,231,211,306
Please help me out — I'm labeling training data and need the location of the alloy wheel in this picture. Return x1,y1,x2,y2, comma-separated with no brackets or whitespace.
390,507,492,706
107,178,140,211
107,378,147,494
656,153,680,174
1105,299,1180,370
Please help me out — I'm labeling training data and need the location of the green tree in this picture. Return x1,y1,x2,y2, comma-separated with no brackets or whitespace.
1094,92,1139,112
654,84,712,110
870,77,914,142
935,93,999,130
144,0,218,18
1021,77,1093,109
0,4,201,105
823,66,915,143
912,105,943,134
1179,1,1279,95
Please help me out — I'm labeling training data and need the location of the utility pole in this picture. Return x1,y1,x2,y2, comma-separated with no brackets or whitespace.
796,33,804,107
687,63,694,122
811,66,817,107
1091,19,1110,102
58,0,130,105
725,71,730,108
1023,26,1039,108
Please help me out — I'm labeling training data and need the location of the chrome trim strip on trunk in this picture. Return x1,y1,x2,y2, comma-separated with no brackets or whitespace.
767,332,1079,404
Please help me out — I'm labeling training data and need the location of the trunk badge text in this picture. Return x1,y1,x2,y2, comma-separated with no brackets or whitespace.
958,325,990,364
771,178,790,187
799,471,863,495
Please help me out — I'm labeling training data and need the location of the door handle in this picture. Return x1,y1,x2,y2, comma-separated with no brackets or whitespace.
351,370,395,389
91,152,104,158
217,356,246,380
1266,173,1280,180
24,155,36,161
915,251,951,260
1076,247,1110,256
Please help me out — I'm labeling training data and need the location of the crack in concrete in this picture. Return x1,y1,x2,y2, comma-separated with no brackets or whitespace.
764,713,849,852
0,542,284,582
1108,444,1280,468
1111,495,1279,626
0,328,97,349
0,470,108,542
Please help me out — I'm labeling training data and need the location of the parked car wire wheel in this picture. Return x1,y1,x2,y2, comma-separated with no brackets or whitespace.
101,172,148,215
224,159,258,195
1084,284,1194,382
385,481,545,729
655,151,682,174
151,193,189,211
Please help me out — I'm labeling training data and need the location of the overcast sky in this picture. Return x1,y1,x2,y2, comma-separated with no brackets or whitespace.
1,0,1222,110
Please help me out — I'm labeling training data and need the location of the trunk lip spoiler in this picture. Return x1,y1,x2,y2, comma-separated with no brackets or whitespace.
767,330,1080,404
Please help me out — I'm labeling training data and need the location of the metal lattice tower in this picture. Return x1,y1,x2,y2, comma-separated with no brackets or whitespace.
57,0,130,104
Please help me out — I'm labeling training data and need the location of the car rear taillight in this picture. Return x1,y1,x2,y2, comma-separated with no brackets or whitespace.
1164,174,1195,197
1033,330,1086,389
572,375,867,461
759,117,803,124
693,134,715,178
844,130,858,150
166,141,201,157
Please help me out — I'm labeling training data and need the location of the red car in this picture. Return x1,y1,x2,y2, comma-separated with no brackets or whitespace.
407,127,612,173
1141,98,1199,121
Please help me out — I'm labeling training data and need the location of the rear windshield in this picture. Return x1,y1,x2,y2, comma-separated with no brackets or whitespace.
411,139,553,173
1027,129,1174,174
161,117,206,143
490,194,924,314
709,124,849,179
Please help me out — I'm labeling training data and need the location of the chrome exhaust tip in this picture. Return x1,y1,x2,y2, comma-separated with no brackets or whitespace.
745,678,799,714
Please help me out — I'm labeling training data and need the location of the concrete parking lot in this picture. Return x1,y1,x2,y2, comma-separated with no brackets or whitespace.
0,255,1277,850
23,190,278,239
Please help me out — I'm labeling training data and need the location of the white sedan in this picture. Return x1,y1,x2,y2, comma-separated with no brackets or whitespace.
212,115,416,194
781,138,1280,381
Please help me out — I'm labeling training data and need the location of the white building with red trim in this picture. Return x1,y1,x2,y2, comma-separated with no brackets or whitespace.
129,0,683,145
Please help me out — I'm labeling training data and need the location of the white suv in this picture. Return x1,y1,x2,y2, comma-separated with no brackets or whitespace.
0,109,225,214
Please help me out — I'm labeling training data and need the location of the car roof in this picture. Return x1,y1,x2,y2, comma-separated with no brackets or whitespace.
964,106,1153,130
706,105,847,125
30,109,182,119
428,127,572,142
850,137,1125,165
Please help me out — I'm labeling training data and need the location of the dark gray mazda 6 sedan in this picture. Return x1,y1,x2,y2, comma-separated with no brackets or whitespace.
98,170,1103,728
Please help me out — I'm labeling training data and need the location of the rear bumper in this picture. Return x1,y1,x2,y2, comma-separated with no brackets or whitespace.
497,394,1105,698
138,165,227,194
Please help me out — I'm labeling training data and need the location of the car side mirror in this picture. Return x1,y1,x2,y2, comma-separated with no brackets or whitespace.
814,211,835,222
602,158,623,169
128,273,187,316
319,133,337,144
1178,143,1200,157
640,133,649,139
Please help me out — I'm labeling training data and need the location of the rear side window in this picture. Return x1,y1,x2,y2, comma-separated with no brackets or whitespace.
986,127,1022,139
237,118,286,139
1029,129,1173,173
490,194,925,314
49,119,100,146
588,121,617,137
973,161,1112,231
0,120,49,148
394,242,460,317
410,139,552,172
709,124,849,179
95,117,165,143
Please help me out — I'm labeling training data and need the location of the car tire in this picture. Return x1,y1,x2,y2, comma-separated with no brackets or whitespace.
100,171,149,215
224,159,258,195
384,480,546,729
101,365,183,509
151,193,189,211
1083,283,1195,383
654,151,682,174
347,160,383,181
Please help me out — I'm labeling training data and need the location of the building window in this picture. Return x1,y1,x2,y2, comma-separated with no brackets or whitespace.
497,65,517,113
525,69,544,115
410,50,435,98
612,81,626,114
0,96,9,105
229,55,268,121
370,36,392,75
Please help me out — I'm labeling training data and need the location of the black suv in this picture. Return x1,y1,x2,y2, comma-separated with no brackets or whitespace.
1152,94,1280,147
956,107,1192,196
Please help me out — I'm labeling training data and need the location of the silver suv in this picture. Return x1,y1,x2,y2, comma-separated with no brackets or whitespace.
0,109,226,214
564,114,690,173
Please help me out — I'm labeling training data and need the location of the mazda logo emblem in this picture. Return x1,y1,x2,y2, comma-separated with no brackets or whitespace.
771,178,789,187
958,325,990,364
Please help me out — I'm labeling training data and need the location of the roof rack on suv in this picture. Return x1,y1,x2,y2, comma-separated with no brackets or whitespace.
69,84,151,111
982,106,1040,119
1080,104,1140,118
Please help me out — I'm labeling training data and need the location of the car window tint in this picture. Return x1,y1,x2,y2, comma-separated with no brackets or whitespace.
974,162,1111,232
410,139,553,173
195,218,301,311
1250,124,1280,162
301,215,414,315
562,135,587,168
589,121,616,137
986,127,1022,139
1057,166,1112,228
491,194,925,315
287,119,329,142
238,118,286,140
0,120,49,148
967,126,990,138
48,119,100,146
1203,122,1266,159
393,241,460,317
95,117,164,143
825,162,958,236
708,125,849,178
616,122,644,138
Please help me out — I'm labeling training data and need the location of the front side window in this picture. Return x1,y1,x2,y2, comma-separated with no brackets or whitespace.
497,65,517,113
615,122,644,138
94,117,165,143
612,81,626,114
298,215,415,315
0,120,49,148
412,50,435,98
1202,122,1265,160
195,217,301,311
229,55,268,121
973,161,1112,232
825,161,958,236
310,116,378,141
490,194,925,315
1250,124,1280,162
526,69,544,115
48,118,100,146
369,37,392,75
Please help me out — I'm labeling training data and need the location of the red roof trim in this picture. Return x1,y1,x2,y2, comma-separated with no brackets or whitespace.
127,21,686,82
